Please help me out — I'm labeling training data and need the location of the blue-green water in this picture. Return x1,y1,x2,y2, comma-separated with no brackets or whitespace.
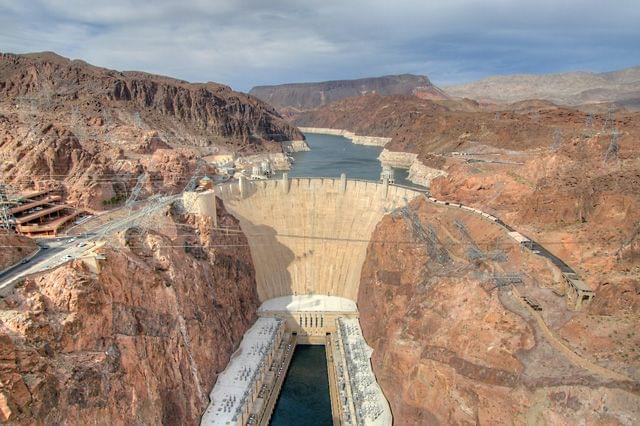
284,132,418,187
270,345,332,426
269,134,419,424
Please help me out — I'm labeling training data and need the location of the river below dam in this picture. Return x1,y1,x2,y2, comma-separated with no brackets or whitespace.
270,345,332,426
267,133,414,424
285,132,418,187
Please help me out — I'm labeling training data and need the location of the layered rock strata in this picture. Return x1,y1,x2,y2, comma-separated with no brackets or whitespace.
0,52,303,209
359,197,640,424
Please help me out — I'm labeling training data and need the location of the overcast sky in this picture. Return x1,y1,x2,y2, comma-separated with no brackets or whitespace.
1,0,639,92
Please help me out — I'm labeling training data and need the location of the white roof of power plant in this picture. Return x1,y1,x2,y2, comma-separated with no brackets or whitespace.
258,295,358,313
201,317,283,426
508,231,531,244
337,318,392,426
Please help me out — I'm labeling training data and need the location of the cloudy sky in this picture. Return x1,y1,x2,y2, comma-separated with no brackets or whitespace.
1,0,639,91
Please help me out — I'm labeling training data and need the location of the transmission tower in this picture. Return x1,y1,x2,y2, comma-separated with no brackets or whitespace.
0,184,16,230
551,128,563,151
487,272,523,291
70,105,88,142
583,113,594,138
602,108,620,164
603,128,620,163
602,107,615,133
180,160,209,214
394,200,450,265
97,172,148,241
125,173,148,211
102,108,113,143
133,111,143,129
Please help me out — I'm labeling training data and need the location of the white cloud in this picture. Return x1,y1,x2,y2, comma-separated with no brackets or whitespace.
0,0,638,90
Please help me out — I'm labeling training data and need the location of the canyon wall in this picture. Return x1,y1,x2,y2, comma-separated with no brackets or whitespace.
0,52,303,209
358,197,640,424
0,200,260,424
378,149,447,187
211,178,422,301
250,74,448,111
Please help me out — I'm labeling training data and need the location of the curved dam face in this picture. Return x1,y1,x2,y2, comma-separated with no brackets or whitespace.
204,177,421,301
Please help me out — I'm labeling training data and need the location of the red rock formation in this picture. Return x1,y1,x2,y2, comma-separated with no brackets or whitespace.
359,198,640,424
0,52,303,209
292,93,640,158
0,200,260,424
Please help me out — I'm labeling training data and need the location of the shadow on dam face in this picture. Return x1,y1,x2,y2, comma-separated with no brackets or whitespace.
207,177,422,302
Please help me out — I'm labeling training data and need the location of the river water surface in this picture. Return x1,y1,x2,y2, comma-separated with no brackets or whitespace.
284,132,418,187
270,345,332,426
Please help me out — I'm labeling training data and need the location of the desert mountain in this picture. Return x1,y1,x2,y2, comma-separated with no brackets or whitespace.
296,93,640,423
249,73,448,112
445,66,640,108
0,52,303,209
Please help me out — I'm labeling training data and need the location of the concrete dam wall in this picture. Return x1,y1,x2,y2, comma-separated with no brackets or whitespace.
197,177,421,301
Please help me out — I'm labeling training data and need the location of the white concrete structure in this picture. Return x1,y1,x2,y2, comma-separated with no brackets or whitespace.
201,318,285,426
508,231,531,245
259,295,359,344
183,190,218,227
282,139,311,153
335,318,392,426
378,149,447,187
259,295,358,313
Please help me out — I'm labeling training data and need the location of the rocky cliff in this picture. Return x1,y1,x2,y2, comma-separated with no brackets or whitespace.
359,197,640,424
0,200,260,424
0,52,303,209
249,74,448,112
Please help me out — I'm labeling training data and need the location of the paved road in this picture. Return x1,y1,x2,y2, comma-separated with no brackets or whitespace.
492,214,576,274
0,195,178,295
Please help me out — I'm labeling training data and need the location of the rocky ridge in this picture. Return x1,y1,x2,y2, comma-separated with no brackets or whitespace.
250,74,448,112
0,52,303,210
359,197,640,424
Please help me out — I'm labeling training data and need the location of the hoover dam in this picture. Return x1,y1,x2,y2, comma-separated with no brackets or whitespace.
190,175,422,425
